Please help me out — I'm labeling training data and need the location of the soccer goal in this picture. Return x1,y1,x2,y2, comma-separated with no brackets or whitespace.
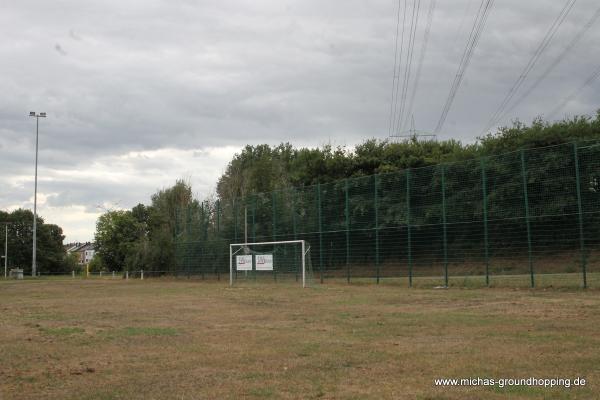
229,240,313,287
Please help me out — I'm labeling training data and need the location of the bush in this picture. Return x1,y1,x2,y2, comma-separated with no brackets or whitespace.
88,256,105,272
64,253,81,273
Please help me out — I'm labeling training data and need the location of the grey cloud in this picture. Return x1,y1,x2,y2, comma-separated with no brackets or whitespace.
54,44,67,56
1,0,599,240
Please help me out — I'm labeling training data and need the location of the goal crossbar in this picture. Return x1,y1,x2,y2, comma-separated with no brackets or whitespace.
229,240,307,288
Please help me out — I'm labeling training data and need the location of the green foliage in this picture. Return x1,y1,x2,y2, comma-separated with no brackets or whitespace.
64,252,80,272
94,210,141,271
478,112,600,154
94,114,600,275
94,180,198,273
0,209,67,274
88,255,105,272
217,112,600,205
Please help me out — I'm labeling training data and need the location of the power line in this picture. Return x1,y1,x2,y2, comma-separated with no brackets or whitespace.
482,0,577,133
451,0,475,54
547,64,600,120
401,0,437,133
389,0,409,136
396,0,422,133
388,0,403,137
497,5,600,124
435,0,495,134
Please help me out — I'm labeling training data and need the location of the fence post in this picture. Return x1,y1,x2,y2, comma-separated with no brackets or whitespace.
216,199,221,281
520,149,534,288
233,199,238,242
141,270,144,280
251,195,257,282
252,195,256,242
317,183,324,284
72,270,74,279
216,200,220,233
345,179,350,284
481,157,490,287
272,191,277,242
406,169,412,287
126,270,129,280
374,175,380,284
272,191,277,282
573,143,587,288
292,189,299,282
441,165,448,287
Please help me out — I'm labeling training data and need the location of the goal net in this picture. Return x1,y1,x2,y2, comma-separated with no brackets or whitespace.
229,240,313,287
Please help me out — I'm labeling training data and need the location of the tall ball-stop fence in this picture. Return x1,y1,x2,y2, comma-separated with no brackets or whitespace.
173,141,600,288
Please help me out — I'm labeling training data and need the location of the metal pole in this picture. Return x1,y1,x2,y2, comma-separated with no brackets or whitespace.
229,244,233,286
32,117,39,277
481,158,490,286
234,199,238,242
441,165,448,287
345,179,350,284
216,200,221,281
216,200,220,233
272,191,277,282
244,206,248,244
317,183,323,284
4,224,7,279
374,175,380,284
573,143,587,288
292,189,298,282
520,149,534,288
252,197,256,282
252,196,256,242
272,191,277,241
406,169,412,287
301,240,306,288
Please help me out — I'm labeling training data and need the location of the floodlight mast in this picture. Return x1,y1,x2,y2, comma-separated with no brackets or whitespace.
29,111,46,277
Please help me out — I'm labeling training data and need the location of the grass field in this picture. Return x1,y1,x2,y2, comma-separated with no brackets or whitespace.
0,279,599,399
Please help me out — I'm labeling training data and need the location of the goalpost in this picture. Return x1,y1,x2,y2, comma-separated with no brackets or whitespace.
229,240,312,288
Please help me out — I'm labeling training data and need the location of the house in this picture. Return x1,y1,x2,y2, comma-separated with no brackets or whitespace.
66,242,96,265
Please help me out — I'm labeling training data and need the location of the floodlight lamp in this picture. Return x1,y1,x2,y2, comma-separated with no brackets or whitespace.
40,112,46,117
29,111,35,116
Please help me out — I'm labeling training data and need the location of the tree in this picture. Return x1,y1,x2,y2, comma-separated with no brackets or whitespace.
94,210,141,271
94,181,200,273
0,209,66,274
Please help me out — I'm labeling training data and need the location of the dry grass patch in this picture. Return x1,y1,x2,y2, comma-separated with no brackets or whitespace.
0,279,598,399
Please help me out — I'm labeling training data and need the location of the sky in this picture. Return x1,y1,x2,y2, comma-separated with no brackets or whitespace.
1,0,599,242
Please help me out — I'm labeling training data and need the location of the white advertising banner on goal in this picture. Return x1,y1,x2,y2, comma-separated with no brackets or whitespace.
236,255,252,271
255,254,273,271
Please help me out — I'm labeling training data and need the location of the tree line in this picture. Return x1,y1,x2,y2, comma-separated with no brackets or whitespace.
93,113,600,273
0,209,68,274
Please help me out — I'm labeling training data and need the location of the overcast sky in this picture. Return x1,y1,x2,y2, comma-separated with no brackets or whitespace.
1,0,599,242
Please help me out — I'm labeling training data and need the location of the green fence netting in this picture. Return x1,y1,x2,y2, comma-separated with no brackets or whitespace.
172,141,600,288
